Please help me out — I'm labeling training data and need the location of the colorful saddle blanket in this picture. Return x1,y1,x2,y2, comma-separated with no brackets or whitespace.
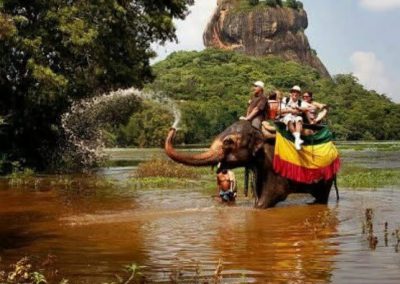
273,124,340,184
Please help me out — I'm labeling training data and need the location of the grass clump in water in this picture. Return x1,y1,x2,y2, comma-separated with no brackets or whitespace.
131,159,203,189
129,177,201,189
136,159,200,179
338,166,400,189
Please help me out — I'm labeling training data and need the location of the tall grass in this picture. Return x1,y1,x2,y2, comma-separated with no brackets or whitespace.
135,159,200,179
338,167,400,189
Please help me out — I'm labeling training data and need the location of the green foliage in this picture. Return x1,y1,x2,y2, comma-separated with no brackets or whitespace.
136,158,200,179
248,0,259,6
265,0,279,7
284,0,297,8
147,49,400,143
296,1,304,9
32,272,47,284
0,0,193,171
113,102,174,147
339,167,400,189
0,257,51,284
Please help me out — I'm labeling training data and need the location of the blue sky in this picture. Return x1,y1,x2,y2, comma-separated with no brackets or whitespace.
153,0,400,102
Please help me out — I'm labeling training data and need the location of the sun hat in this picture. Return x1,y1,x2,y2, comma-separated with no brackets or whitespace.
253,81,265,89
291,85,301,93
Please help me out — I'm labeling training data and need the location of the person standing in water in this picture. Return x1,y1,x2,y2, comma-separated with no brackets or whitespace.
217,168,237,202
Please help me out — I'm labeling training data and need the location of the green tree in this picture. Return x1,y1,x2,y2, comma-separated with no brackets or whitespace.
296,1,304,9
0,0,193,170
117,102,174,148
284,0,298,9
249,0,259,6
265,0,278,7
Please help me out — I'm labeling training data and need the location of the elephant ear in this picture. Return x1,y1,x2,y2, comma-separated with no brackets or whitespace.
252,130,265,156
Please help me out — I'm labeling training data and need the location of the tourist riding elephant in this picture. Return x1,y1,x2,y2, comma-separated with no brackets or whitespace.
165,120,336,208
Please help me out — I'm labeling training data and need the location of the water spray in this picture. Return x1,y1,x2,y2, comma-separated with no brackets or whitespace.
61,88,182,168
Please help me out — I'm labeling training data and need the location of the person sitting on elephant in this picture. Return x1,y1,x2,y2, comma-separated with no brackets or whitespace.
302,91,328,125
240,81,268,130
280,85,309,150
261,90,282,140
267,91,281,120
217,168,237,202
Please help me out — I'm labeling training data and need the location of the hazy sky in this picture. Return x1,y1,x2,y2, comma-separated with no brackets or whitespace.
153,0,400,102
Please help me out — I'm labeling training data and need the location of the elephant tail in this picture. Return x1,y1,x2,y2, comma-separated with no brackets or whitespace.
334,175,339,201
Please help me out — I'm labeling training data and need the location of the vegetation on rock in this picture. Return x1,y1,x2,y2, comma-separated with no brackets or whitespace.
248,0,303,9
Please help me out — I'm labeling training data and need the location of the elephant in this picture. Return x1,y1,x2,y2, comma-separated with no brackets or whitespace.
165,120,337,208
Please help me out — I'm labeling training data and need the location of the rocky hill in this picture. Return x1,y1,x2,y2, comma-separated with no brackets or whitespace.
203,0,330,77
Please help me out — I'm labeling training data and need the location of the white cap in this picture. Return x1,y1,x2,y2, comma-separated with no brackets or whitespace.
253,81,265,89
291,85,301,92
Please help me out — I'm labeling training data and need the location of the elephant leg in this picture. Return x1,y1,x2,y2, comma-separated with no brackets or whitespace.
310,180,333,204
256,172,289,208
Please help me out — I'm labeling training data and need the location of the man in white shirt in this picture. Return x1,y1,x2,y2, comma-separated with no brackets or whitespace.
280,85,308,150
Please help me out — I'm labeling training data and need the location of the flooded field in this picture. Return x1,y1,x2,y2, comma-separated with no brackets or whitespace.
1,144,400,283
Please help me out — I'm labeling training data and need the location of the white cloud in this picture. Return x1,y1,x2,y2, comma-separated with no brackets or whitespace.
350,51,399,101
152,0,216,62
359,0,400,11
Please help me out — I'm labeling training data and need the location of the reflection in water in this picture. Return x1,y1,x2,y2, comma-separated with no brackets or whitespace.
1,146,400,283
211,206,338,283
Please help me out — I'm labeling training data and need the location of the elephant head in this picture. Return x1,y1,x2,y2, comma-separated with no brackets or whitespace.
165,120,334,208
165,121,265,169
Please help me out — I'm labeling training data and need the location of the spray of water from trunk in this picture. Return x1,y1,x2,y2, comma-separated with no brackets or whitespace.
61,88,181,169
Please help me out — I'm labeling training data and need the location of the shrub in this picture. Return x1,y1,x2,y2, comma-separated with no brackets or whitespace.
265,0,278,7
136,159,200,179
249,0,259,6
284,0,298,9
296,1,304,9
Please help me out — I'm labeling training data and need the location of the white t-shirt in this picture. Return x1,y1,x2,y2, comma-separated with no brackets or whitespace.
280,98,308,111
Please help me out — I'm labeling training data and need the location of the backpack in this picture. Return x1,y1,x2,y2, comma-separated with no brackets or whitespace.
284,97,302,107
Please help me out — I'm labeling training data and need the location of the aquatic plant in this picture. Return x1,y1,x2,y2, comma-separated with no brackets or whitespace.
338,167,400,189
135,159,200,179
0,257,61,284
214,258,224,283
7,168,36,187
384,222,389,247
394,229,400,253
362,208,379,250
31,272,47,284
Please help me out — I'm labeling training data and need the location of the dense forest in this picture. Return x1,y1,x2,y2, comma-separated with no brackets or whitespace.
108,49,400,147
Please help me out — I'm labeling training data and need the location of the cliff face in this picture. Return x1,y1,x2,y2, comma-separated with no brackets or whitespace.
203,0,330,77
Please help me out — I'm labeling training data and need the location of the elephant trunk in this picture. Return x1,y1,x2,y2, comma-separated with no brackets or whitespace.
165,128,223,167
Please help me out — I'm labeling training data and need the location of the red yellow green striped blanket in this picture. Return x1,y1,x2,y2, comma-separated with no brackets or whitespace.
273,124,340,184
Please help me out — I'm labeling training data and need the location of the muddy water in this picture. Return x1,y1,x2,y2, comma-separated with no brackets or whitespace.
0,149,400,283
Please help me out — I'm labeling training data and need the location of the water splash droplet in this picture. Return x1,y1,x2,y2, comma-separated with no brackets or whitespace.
61,88,181,168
